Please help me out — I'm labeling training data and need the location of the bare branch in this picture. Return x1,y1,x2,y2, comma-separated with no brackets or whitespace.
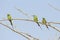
0,18,33,22
47,23,60,32
48,3,60,11
39,22,60,32
1,18,60,24
15,7,32,18
15,7,29,16
49,25,60,32
0,22,39,40
0,18,60,32
48,22,60,24
21,32,39,40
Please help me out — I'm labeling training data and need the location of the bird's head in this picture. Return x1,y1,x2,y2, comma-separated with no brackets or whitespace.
43,18,45,20
7,14,10,16
32,15,36,17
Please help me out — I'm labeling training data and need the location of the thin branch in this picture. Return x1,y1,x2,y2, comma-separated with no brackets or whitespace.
48,3,60,11
15,7,32,18
49,25,60,32
0,18,60,32
39,22,60,32
48,22,60,24
0,22,39,40
15,7,29,16
48,23,60,32
13,18,33,22
1,18,60,24
21,32,39,40
0,18,33,22
39,21,60,32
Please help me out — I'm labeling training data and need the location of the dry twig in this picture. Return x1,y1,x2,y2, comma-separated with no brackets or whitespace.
0,22,39,40
48,3,60,11
0,18,60,32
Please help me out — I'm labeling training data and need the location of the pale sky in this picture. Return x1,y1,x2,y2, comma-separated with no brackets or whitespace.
0,0,60,40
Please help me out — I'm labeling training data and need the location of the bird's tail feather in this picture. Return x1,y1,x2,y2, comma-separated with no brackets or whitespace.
36,22,42,29
46,24,49,30
9,20,14,29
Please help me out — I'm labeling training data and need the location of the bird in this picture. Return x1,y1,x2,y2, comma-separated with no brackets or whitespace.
32,15,41,29
42,18,49,29
7,14,13,29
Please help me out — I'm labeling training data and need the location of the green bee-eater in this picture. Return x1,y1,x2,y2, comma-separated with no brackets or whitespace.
42,18,48,29
33,15,41,28
7,14,13,28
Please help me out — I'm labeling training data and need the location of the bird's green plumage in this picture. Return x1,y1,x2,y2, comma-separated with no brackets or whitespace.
7,14,13,28
42,18,48,29
42,18,47,24
7,14,12,20
33,15,38,22
33,15,41,28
